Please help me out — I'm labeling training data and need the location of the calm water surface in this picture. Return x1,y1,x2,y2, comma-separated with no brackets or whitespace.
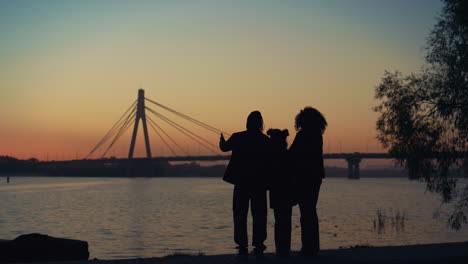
0,176,467,259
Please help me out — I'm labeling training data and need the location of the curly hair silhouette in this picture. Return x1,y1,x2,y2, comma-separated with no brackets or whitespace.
294,107,327,134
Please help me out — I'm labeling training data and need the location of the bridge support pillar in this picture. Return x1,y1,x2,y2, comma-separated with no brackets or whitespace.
354,159,360,179
347,160,353,179
127,89,153,177
346,153,361,179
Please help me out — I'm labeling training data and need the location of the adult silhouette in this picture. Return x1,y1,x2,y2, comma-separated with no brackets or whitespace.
289,107,327,256
267,128,293,257
219,111,270,258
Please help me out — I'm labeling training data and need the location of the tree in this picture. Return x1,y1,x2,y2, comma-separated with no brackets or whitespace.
374,0,468,229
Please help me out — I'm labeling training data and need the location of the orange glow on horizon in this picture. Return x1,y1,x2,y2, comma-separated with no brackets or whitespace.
0,1,438,161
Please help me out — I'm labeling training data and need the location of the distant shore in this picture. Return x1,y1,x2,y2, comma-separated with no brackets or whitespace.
0,155,408,178
30,241,468,264
2,155,466,178
0,168,411,178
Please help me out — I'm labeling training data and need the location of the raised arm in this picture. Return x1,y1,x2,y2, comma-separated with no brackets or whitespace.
219,133,234,152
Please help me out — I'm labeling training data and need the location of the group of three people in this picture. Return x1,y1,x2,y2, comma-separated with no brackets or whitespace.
219,107,327,258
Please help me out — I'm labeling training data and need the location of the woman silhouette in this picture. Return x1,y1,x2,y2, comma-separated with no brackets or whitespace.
219,111,270,258
289,107,327,256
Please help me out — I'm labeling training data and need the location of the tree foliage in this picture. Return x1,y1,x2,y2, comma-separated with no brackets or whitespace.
374,0,468,229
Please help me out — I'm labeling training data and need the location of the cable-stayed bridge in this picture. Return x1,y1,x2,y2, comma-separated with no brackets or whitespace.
76,89,392,179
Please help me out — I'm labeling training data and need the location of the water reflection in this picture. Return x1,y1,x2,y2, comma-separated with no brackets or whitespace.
372,208,406,234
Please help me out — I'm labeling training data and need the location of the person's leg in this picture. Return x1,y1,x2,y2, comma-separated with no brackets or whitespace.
299,182,321,255
273,208,281,254
233,185,249,253
274,204,292,256
251,188,267,254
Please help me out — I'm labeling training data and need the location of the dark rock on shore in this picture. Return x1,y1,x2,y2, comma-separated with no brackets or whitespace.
0,233,89,262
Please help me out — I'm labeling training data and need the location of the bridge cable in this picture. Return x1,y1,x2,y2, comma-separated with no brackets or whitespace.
90,101,136,152
146,117,178,156
145,106,221,152
145,107,221,155
85,101,137,159
100,107,137,158
86,103,136,159
91,106,136,158
99,109,136,158
146,116,190,156
100,114,135,158
145,97,231,137
86,102,136,158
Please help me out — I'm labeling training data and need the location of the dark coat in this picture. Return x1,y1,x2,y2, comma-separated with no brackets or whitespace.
220,130,270,188
269,144,293,208
288,129,325,187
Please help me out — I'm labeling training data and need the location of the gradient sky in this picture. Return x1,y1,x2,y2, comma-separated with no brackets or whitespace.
0,0,442,160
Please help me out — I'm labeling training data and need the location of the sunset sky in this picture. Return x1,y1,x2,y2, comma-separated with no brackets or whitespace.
0,0,442,160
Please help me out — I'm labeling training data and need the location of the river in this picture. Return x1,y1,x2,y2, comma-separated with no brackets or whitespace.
0,176,467,259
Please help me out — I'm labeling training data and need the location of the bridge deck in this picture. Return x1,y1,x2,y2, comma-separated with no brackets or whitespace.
44,153,392,164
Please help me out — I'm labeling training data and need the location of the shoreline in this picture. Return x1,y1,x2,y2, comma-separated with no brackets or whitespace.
32,241,468,264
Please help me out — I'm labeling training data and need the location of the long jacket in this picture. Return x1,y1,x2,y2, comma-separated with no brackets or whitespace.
288,129,325,186
219,130,270,188
269,140,293,208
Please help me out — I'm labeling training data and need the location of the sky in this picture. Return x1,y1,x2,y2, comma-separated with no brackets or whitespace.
0,0,443,161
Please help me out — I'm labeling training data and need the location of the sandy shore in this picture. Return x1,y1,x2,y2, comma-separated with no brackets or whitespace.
31,241,468,264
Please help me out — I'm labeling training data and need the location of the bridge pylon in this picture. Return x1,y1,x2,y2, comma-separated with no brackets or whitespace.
127,89,153,177
128,89,152,159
